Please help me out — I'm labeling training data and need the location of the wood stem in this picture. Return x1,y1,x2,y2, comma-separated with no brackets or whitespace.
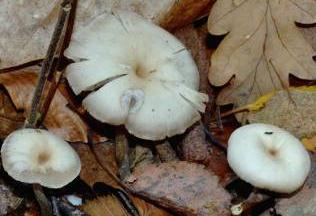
25,0,71,128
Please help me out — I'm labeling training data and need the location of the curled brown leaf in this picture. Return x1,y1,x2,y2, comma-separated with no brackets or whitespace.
0,68,88,142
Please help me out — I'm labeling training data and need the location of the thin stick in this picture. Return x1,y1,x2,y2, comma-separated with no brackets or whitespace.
39,0,76,125
25,0,71,128
202,122,227,151
24,1,72,216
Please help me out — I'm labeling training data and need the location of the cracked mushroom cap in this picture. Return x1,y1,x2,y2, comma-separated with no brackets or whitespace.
1,129,81,189
228,123,311,193
64,10,208,140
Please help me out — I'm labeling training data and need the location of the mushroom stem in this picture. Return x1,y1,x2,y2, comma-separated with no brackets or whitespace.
155,140,179,162
115,128,131,180
33,184,53,216
231,191,271,215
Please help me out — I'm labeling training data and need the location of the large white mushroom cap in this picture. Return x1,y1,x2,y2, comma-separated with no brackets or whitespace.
227,123,311,193
1,129,81,189
64,10,208,140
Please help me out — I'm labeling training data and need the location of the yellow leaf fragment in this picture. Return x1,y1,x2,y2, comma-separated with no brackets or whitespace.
301,136,316,153
245,91,275,112
246,86,316,146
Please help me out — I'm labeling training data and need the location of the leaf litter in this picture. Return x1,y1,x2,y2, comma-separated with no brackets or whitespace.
4,0,316,215
126,161,231,216
0,0,213,69
208,0,316,109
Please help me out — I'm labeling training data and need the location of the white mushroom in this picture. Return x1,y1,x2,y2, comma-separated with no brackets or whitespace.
1,129,81,189
64,10,208,140
227,123,311,193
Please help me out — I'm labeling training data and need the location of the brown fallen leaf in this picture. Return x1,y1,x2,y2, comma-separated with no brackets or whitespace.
132,196,172,216
82,195,129,216
160,0,214,30
0,0,212,69
247,87,316,140
82,195,172,216
126,161,231,216
0,89,24,139
208,0,316,109
0,68,88,142
73,142,120,189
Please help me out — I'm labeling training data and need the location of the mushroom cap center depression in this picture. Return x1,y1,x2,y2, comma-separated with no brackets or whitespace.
135,63,155,79
37,151,51,165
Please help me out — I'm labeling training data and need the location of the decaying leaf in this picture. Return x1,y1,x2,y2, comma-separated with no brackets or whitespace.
0,68,88,142
131,196,172,216
246,87,316,140
0,0,212,69
0,89,24,139
82,195,172,216
174,22,213,122
261,155,316,216
82,195,129,216
302,135,316,153
159,0,214,30
208,0,316,108
126,161,231,216
0,183,23,215
271,186,316,216
180,124,209,163
73,142,120,189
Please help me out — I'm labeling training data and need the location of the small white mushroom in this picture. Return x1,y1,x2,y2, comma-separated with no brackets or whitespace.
64,10,208,140
1,129,81,189
227,123,310,193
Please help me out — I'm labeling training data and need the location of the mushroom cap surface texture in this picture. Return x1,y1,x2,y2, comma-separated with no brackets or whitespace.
227,123,311,193
1,129,81,189
64,10,208,140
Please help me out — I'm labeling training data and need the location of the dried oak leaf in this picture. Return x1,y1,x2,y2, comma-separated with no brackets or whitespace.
0,68,88,142
208,0,316,108
73,142,120,189
126,161,231,216
247,87,316,141
0,0,212,69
